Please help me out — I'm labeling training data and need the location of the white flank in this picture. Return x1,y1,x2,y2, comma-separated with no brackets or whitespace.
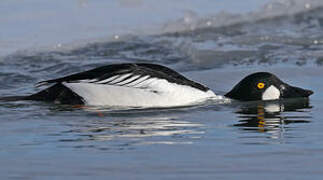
262,85,280,100
63,79,216,107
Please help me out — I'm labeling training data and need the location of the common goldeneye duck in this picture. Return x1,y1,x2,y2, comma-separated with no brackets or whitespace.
24,63,216,107
225,72,313,101
1,64,313,107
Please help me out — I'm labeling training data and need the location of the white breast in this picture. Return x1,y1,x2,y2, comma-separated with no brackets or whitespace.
63,79,216,107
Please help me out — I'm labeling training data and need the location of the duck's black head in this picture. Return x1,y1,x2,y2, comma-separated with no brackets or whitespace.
225,72,313,101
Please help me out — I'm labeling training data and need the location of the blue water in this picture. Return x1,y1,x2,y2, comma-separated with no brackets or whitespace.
1,0,323,179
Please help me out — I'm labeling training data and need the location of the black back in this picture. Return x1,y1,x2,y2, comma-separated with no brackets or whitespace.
38,63,209,92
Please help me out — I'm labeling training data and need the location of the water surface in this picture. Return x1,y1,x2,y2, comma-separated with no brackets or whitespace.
1,0,323,179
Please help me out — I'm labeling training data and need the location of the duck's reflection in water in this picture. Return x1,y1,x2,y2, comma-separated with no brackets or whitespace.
234,98,312,140
59,111,205,150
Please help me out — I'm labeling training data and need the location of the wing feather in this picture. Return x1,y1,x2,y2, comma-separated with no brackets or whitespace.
125,75,151,87
132,77,157,88
95,75,119,84
79,79,99,83
115,75,142,85
108,74,133,84
35,63,209,92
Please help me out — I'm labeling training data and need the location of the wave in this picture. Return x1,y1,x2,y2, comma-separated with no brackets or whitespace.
2,0,323,71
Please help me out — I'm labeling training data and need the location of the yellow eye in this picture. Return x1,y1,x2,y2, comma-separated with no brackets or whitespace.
257,82,265,89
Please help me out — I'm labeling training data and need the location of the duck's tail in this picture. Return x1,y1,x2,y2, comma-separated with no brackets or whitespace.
0,83,84,104
0,96,29,101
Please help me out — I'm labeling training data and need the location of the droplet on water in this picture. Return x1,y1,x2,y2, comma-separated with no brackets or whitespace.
305,3,311,9
184,17,191,24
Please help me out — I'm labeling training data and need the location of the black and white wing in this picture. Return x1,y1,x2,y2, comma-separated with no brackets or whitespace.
36,63,209,92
